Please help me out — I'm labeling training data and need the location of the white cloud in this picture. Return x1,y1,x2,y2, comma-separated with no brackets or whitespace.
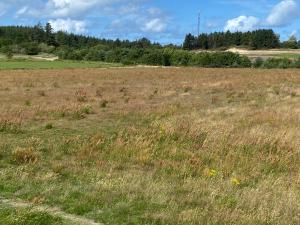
49,18,87,33
46,0,112,17
266,0,299,26
16,6,29,16
15,0,116,18
224,15,260,32
0,2,8,17
143,18,167,33
9,0,172,38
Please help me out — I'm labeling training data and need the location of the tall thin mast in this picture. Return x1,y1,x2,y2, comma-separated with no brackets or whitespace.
197,12,201,36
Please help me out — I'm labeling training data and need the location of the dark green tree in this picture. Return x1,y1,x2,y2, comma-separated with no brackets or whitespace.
45,23,56,46
183,33,197,50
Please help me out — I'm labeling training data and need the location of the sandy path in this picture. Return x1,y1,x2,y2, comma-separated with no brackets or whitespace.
227,48,300,55
0,197,103,225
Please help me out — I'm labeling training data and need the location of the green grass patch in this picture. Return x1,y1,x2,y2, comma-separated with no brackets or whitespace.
0,59,121,70
0,206,69,225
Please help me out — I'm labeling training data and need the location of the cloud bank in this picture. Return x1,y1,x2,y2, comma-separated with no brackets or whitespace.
224,0,300,32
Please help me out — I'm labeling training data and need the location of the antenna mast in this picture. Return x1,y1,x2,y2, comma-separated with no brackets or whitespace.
197,12,200,36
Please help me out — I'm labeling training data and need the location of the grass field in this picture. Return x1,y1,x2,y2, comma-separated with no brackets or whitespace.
0,67,299,224
0,59,121,70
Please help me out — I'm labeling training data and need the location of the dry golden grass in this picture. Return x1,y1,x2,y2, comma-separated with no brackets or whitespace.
0,67,299,224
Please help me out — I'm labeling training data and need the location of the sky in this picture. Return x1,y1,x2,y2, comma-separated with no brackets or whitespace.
0,0,300,44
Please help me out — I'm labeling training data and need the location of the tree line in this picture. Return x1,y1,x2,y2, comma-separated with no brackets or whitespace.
0,23,163,55
183,29,282,50
1,24,300,69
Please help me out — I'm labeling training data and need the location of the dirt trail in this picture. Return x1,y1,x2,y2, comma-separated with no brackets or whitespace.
227,47,300,55
0,197,103,225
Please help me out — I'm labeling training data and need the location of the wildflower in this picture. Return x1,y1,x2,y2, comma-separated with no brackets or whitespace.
209,169,217,177
231,178,241,186
204,168,217,178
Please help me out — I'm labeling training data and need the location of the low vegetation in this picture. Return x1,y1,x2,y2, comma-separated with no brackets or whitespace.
0,206,67,225
2,25,300,69
0,68,299,224
0,59,120,70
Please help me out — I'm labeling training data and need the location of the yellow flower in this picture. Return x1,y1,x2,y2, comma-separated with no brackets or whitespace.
209,169,217,177
204,168,217,178
231,178,241,186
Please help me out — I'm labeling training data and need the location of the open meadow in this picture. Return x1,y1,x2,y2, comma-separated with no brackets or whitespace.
0,67,299,225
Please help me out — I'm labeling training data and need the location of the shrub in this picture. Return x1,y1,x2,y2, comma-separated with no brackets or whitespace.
262,58,293,69
84,49,106,61
293,58,300,68
57,46,253,68
22,42,41,55
191,52,251,68
140,50,165,65
253,57,264,68
170,50,192,66
5,50,13,59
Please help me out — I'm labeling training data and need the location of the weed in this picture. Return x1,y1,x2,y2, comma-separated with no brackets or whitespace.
52,82,60,88
45,123,54,129
95,88,102,97
100,100,108,108
75,90,88,102
290,91,297,97
25,100,31,106
273,86,280,95
37,90,46,97
183,86,192,93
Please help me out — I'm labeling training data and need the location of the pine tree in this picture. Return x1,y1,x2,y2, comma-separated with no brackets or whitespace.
45,23,56,46
183,33,196,50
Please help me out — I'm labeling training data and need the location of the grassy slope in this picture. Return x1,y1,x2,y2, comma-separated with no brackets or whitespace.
0,68,299,225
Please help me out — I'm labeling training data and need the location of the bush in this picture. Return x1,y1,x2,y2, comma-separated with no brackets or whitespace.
140,50,165,65
84,49,106,61
57,46,253,68
293,58,300,68
170,50,191,66
5,50,13,59
262,58,293,69
253,57,264,68
22,42,41,55
190,52,251,68
38,43,55,53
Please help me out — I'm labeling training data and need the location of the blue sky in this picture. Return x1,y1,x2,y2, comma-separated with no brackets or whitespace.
0,0,300,44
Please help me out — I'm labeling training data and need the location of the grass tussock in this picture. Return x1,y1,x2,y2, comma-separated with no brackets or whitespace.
11,147,39,164
0,117,22,133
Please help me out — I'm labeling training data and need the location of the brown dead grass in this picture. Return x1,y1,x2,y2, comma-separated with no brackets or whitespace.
0,67,299,224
